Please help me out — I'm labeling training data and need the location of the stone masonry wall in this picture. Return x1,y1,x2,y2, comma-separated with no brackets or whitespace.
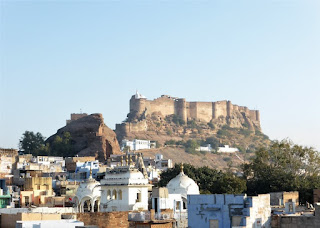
65,212,129,228
130,95,260,126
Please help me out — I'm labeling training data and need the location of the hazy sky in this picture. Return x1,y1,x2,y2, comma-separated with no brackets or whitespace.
1,1,319,150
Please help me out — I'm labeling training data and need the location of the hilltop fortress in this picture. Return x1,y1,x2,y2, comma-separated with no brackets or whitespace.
115,92,261,141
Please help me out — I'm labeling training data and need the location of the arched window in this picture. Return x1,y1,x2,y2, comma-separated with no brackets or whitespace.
107,190,111,200
118,190,122,200
113,190,117,200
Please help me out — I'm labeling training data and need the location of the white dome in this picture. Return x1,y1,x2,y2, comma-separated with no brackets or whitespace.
166,170,200,198
75,176,101,203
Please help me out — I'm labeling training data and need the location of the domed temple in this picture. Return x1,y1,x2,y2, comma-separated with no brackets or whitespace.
74,169,101,212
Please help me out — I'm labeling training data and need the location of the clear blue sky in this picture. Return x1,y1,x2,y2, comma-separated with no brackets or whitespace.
1,1,319,150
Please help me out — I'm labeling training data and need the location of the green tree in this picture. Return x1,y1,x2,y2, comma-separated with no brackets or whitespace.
243,140,320,203
49,132,74,157
184,139,200,154
19,131,47,156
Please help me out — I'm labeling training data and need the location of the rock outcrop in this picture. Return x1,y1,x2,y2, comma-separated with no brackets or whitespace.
47,113,121,161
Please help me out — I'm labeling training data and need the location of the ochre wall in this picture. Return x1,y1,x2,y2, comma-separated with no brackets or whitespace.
1,213,60,228
65,212,129,228
195,102,213,122
147,97,175,117
213,101,228,118
130,95,260,125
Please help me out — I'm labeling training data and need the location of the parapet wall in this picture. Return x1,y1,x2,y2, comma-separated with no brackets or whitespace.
129,95,260,126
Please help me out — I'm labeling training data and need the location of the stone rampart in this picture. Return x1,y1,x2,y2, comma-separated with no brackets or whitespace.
129,95,260,127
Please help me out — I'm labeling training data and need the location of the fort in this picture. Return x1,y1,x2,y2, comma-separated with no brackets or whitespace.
130,92,260,124
116,92,261,138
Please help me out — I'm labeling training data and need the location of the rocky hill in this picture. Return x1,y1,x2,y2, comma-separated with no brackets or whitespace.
139,147,248,171
46,113,122,161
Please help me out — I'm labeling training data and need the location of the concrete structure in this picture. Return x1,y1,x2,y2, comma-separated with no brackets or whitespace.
270,191,299,206
188,194,271,228
1,212,61,228
121,139,156,151
271,203,320,228
65,156,96,172
0,179,11,208
155,154,173,171
75,160,99,178
100,166,151,212
196,144,213,152
16,219,84,228
217,145,239,153
151,187,188,227
20,177,55,207
32,156,65,168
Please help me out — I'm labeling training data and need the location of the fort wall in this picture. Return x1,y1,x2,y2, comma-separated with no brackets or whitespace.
129,95,260,127
196,102,213,122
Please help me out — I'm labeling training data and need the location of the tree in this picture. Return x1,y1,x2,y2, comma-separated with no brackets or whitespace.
19,131,47,156
49,132,74,157
184,139,200,154
243,140,320,203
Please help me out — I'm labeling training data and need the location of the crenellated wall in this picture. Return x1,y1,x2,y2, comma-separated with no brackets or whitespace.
129,95,260,128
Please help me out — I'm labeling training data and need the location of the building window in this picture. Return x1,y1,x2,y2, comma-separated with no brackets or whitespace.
25,196,29,206
176,201,181,210
107,190,111,200
118,190,122,200
113,190,117,200
136,193,141,202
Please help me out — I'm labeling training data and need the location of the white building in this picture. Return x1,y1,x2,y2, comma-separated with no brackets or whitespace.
154,154,173,171
121,139,156,151
100,166,151,212
151,164,200,227
74,170,101,212
217,145,239,153
196,144,213,152
75,161,99,178
33,156,65,167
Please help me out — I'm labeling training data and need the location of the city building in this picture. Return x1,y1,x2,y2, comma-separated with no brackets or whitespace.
188,194,271,228
0,179,11,208
217,145,239,153
20,176,55,207
75,160,99,179
100,165,151,212
121,139,156,151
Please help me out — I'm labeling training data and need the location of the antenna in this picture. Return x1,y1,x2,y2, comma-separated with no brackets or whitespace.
80,108,82,114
